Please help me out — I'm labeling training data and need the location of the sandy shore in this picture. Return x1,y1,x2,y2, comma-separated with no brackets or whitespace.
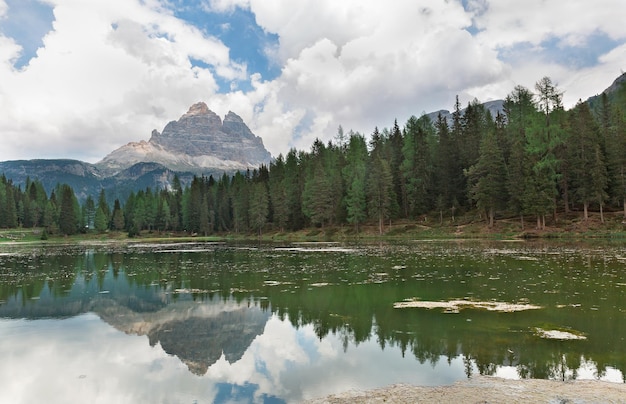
304,376,626,403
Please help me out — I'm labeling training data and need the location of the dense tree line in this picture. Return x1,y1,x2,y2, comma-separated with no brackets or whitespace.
1,77,626,236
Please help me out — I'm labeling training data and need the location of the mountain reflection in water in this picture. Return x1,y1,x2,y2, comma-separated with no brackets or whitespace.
94,298,271,375
0,241,624,403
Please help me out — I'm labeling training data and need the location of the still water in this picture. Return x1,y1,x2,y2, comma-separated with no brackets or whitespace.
0,241,624,403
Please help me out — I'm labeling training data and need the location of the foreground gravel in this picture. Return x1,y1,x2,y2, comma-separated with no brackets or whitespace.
304,376,626,403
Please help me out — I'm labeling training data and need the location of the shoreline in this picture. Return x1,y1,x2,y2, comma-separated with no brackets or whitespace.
305,376,626,403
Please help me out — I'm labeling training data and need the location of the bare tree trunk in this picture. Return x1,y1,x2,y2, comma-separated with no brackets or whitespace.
488,208,494,228
583,202,588,221
600,200,604,223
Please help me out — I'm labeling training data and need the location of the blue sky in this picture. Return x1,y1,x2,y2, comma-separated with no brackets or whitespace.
1,0,54,68
0,0,625,162
170,1,281,92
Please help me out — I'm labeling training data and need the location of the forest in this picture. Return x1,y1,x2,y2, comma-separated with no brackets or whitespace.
1,76,626,236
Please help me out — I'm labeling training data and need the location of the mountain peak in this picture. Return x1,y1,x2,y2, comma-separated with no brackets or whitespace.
224,111,244,123
183,102,212,117
97,102,272,175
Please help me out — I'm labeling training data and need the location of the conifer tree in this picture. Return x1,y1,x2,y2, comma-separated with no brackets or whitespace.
367,155,393,235
58,184,79,235
284,149,304,230
504,85,537,228
342,133,368,232
302,139,334,227
467,127,507,227
568,101,608,221
249,181,269,236
97,189,110,225
111,199,125,231
607,107,626,217
231,171,250,233
401,115,432,217
524,77,565,228
269,155,289,231
94,206,108,232
367,130,394,234
215,173,233,231
387,119,405,216
433,112,459,221
450,96,468,207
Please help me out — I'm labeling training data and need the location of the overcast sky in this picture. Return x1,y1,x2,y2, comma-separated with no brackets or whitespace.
0,0,625,163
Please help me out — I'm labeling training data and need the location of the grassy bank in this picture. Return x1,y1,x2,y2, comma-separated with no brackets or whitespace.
2,210,626,244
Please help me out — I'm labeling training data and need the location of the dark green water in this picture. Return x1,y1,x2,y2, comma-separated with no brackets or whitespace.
0,241,624,403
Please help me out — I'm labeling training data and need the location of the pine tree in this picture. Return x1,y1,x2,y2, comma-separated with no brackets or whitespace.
401,115,432,217
467,127,507,227
0,179,18,228
269,155,289,231
342,133,368,232
568,101,608,221
111,199,125,231
504,85,537,228
460,99,490,170
524,77,566,228
387,119,405,217
450,96,468,207
94,206,108,232
368,156,393,234
58,184,79,235
215,173,233,231
249,182,269,236
97,189,110,225
284,149,304,230
601,86,626,218
231,171,250,233
367,154,393,235
302,139,334,227
433,112,460,221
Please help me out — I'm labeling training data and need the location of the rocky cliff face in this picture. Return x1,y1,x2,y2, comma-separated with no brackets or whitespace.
96,102,272,175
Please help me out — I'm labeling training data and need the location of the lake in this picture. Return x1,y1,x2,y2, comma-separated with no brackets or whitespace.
0,240,624,403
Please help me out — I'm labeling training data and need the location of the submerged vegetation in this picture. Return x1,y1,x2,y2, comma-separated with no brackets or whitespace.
2,76,626,239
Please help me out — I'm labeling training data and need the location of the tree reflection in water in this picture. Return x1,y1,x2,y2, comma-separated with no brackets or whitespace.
0,241,624,383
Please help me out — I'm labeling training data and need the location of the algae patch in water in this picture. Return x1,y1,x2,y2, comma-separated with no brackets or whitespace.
535,328,587,340
393,299,542,313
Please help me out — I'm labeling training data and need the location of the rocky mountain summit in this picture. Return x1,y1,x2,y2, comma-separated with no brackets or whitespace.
96,102,272,175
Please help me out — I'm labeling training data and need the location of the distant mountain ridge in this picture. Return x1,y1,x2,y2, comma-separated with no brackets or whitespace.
0,159,197,203
425,99,505,124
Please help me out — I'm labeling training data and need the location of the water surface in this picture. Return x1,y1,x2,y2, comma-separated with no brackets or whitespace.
0,241,624,403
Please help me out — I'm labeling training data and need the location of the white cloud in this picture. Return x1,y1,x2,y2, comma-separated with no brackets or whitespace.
232,0,508,154
473,0,626,48
236,0,626,155
0,0,243,162
0,0,625,162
